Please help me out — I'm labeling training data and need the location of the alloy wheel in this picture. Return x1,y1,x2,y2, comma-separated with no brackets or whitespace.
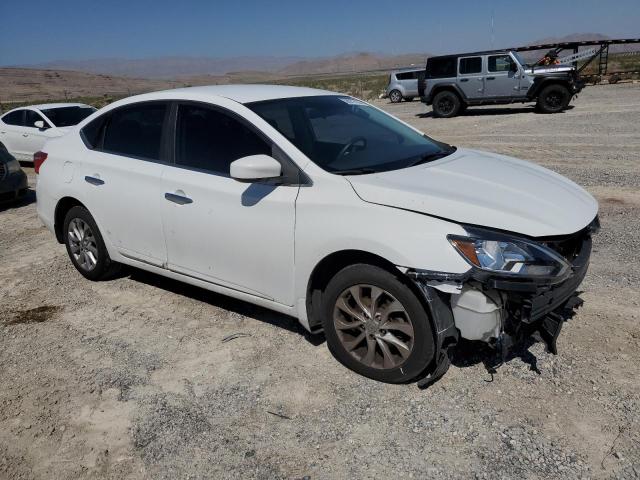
437,97,454,115
333,284,415,370
546,92,563,108
67,218,99,271
390,90,402,102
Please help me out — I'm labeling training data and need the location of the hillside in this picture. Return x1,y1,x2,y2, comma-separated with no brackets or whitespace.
20,52,428,79
27,56,306,79
0,68,183,104
277,52,427,76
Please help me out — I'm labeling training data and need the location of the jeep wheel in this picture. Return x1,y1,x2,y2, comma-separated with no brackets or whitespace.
536,84,571,113
389,90,402,103
432,91,461,118
321,264,436,383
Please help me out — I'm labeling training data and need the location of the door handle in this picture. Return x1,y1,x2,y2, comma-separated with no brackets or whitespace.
486,76,496,80
165,192,193,205
85,175,104,186
22,133,29,137
460,78,469,82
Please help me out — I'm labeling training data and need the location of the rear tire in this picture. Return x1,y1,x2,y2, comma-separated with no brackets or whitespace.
63,206,120,281
321,264,435,383
536,84,571,113
389,90,403,103
432,91,462,118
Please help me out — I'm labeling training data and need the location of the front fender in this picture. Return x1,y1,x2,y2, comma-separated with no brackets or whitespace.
293,171,470,327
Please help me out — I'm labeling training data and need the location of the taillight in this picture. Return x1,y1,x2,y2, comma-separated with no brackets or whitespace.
34,151,48,174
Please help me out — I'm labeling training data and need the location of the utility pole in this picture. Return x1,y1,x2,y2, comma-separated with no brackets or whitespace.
490,8,495,49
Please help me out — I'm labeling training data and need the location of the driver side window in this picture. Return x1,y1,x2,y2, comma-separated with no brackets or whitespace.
175,104,272,176
25,110,47,129
488,55,516,73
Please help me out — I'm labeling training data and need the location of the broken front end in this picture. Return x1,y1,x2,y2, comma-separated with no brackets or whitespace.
410,217,599,387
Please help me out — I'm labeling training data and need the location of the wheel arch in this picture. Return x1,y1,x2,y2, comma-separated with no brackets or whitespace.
305,249,416,332
527,77,571,99
54,196,87,243
429,84,466,104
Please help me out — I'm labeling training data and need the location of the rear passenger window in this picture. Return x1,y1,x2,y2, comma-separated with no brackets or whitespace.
175,104,271,176
2,110,25,126
459,57,482,75
102,103,167,161
426,57,457,78
396,72,416,80
81,115,107,149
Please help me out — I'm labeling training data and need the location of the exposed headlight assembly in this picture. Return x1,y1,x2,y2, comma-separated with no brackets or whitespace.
448,228,571,283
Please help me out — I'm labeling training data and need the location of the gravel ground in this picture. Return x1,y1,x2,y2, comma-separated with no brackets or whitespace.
1,83,639,480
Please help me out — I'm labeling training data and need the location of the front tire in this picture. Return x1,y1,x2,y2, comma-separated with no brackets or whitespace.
536,84,571,113
389,90,403,103
321,264,435,383
432,90,462,118
63,206,120,281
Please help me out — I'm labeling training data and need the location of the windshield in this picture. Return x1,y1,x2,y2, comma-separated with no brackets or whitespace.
247,95,454,175
41,106,96,127
512,51,529,68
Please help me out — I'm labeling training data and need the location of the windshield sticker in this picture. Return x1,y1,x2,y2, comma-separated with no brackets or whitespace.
339,97,367,106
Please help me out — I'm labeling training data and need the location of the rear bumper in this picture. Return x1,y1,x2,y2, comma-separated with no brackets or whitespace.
0,170,28,203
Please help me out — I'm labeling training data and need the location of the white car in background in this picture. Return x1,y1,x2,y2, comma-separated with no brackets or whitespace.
35,85,598,386
0,103,96,162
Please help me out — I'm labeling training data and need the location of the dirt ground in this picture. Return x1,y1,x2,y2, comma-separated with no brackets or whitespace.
1,83,639,480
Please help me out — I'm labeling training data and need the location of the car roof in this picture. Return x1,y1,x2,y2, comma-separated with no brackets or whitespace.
1,103,93,116
27,103,93,110
428,50,511,61
145,84,337,104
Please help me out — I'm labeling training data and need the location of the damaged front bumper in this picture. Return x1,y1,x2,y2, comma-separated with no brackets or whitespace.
408,220,597,387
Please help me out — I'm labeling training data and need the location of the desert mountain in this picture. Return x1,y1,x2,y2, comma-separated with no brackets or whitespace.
22,52,428,79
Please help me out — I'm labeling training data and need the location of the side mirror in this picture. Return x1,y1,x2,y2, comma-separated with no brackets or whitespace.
230,154,282,183
510,62,519,73
34,120,46,129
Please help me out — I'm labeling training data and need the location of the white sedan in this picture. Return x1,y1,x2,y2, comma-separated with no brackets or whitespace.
35,85,598,385
0,103,96,162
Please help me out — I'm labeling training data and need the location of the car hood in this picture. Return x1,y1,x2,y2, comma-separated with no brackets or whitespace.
346,148,598,237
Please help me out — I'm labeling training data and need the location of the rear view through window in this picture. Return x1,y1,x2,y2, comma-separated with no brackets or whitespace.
41,106,96,127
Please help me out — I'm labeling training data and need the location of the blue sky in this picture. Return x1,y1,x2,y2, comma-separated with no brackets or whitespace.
0,0,638,65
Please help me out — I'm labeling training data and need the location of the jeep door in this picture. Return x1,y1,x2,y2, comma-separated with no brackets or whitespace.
485,54,524,98
457,56,485,100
